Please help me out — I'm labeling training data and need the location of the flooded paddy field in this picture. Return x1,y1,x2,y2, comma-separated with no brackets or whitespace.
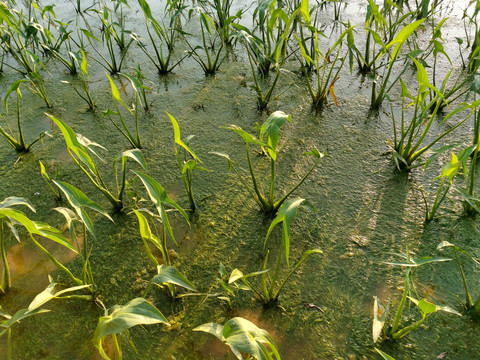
0,0,480,359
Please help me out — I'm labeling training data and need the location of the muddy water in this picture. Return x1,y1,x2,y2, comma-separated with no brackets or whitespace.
0,0,480,359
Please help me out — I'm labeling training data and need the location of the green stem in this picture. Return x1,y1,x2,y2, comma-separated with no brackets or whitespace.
391,314,426,339
391,267,409,335
268,158,275,207
245,143,269,211
455,249,473,309
267,242,283,300
112,333,122,360
16,94,25,150
0,220,10,294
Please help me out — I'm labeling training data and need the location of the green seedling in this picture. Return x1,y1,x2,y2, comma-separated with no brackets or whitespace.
0,196,85,294
104,74,142,148
50,115,147,212
296,23,353,108
0,79,46,152
194,317,281,360
437,241,480,316
135,0,188,75
0,4,40,74
422,146,475,221
348,1,407,74
133,210,194,298
119,65,152,111
370,17,425,109
61,50,96,110
81,6,130,75
168,113,208,211
389,59,473,170
216,262,254,308
186,11,225,75
109,0,133,50
28,3,72,55
53,180,114,292
1,276,90,360
227,198,321,306
198,0,243,46
94,297,169,360
233,6,299,108
26,71,52,108
373,248,459,342
132,171,190,292
215,111,323,213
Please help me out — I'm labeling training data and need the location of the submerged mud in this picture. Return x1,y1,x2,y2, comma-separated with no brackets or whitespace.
0,0,480,359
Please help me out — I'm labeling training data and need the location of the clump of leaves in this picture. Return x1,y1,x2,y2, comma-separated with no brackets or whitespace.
226,198,322,306
194,317,281,360
373,248,460,342
94,297,169,360
214,111,323,213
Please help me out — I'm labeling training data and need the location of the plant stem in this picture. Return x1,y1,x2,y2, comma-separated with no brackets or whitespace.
0,220,10,294
455,249,473,309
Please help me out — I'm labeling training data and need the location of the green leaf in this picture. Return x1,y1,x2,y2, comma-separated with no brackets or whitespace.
195,317,280,360
384,19,425,64
375,348,396,360
28,276,91,311
409,297,461,316
94,298,169,359
437,152,459,185
106,73,130,111
225,125,269,148
259,111,291,161
222,317,281,360
264,198,304,266
0,197,35,212
167,112,200,162
116,149,147,171
4,79,28,113
133,171,189,244
300,0,310,23
80,49,89,78
150,265,195,291
228,269,244,284
53,180,113,236
193,322,224,340
48,115,99,176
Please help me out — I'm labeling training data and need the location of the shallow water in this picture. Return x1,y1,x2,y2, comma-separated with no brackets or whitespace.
1,0,480,359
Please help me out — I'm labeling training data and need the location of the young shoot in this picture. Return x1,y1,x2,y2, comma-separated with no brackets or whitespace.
61,50,96,110
226,198,322,306
215,111,323,214
1,276,91,359
136,0,188,75
53,180,115,292
186,11,226,76
389,59,473,170
168,112,208,211
104,74,143,148
373,248,459,343
0,79,46,152
437,241,480,317
49,115,147,212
